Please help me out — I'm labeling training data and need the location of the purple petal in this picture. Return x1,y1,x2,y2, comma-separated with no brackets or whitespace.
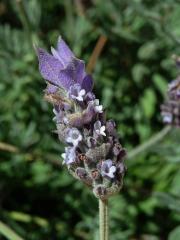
83,107,95,124
57,37,86,85
85,92,95,102
106,120,117,136
81,74,93,92
37,48,64,87
57,37,75,65
62,147,76,165
68,84,85,101
105,159,113,168
58,58,85,89
94,120,102,131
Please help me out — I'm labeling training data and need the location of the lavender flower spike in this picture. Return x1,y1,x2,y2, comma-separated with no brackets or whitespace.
37,36,126,200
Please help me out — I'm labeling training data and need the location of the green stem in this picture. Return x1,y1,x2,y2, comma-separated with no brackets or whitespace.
99,199,108,240
127,125,172,160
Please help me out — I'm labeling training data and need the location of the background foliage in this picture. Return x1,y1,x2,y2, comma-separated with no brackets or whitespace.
0,0,180,239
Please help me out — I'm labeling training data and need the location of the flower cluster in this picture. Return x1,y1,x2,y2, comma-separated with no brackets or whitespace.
36,37,126,199
161,61,180,127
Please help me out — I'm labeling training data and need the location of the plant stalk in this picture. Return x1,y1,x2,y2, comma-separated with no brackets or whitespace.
99,199,109,240
127,125,171,160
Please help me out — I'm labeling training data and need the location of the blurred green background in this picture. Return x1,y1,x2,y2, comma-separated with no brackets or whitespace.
0,0,180,239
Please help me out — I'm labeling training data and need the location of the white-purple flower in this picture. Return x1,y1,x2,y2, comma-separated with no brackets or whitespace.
88,99,103,113
94,120,106,136
94,99,103,113
68,84,86,102
66,128,82,146
162,113,172,123
101,160,116,178
53,108,64,123
61,147,76,165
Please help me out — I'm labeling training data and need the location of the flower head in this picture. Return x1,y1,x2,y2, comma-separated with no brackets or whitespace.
37,36,126,200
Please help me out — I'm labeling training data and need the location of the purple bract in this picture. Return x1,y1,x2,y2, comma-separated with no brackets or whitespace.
37,36,93,92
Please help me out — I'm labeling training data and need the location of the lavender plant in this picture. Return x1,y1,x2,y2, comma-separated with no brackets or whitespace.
36,36,126,239
129,59,180,163
161,61,180,127
128,60,180,161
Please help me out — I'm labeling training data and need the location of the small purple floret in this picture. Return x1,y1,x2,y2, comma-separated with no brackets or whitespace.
85,92,96,102
61,147,76,165
106,120,117,136
68,84,86,102
53,108,64,123
162,113,172,123
88,99,103,113
101,160,116,178
66,128,82,146
94,120,106,137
